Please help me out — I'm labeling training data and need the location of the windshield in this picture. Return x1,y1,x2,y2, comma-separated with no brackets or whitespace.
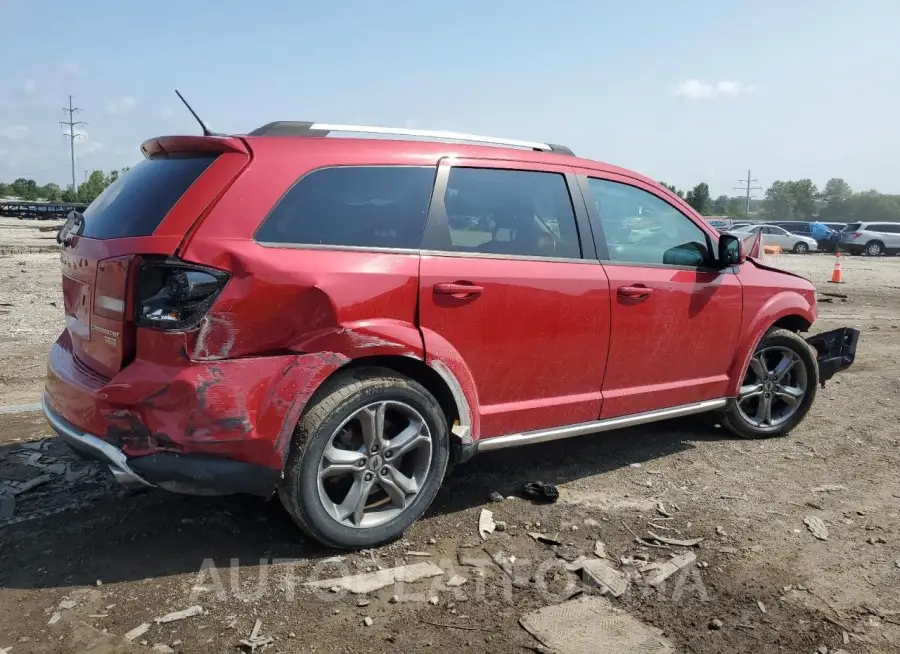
842,223,862,232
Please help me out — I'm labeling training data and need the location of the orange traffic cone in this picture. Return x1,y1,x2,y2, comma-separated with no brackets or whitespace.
829,251,844,284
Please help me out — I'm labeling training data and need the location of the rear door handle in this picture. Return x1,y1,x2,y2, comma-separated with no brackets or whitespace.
618,284,653,299
434,282,484,298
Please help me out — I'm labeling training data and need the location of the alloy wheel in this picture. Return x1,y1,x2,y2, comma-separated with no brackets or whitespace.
736,346,808,428
317,401,433,529
866,243,882,256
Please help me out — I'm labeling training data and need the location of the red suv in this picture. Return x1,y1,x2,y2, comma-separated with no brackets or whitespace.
43,122,858,549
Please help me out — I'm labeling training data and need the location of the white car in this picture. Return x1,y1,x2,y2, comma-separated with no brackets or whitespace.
727,224,818,254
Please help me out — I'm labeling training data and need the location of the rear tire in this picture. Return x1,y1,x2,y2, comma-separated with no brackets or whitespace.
279,368,450,549
792,242,809,254
721,328,818,439
865,241,884,256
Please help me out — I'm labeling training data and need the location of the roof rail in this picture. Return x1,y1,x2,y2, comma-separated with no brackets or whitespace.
246,121,575,155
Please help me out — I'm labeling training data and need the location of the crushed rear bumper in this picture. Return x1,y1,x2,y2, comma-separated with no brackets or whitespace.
42,393,279,496
806,327,860,387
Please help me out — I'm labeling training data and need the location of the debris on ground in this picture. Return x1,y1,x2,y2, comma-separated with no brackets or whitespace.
478,509,496,540
580,559,629,598
708,618,724,630
406,551,432,557
656,502,672,518
446,574,467,587
363,616,374,627
804,516,829,541
866,536,886,545
593,541,607,559
238,619,274,651
305,561,444,594
151,645,175,654
488,491,505,503
644,552,697,587
811,484,847,493
154,605,204,624
494,520,508,532
124,622,151,641
646,531,704,547
757,600,767,614
519,596,674,654
522,481,559,503
528,532,562,546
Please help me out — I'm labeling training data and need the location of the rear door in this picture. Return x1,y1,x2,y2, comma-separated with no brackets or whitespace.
418,158,610,438
60,137,249,378
579,172,743,418
870,223,900,249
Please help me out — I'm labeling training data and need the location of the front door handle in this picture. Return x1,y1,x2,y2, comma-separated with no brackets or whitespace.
434,282,484,299
618,284,654,299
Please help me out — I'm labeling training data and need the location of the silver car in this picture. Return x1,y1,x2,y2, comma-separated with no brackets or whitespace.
727,224,819,254
838,222,900,256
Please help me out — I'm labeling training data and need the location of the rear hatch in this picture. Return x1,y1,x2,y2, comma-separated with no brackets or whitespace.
59,136,249,378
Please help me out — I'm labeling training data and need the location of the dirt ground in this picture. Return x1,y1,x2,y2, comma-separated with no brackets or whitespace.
1,221,899,653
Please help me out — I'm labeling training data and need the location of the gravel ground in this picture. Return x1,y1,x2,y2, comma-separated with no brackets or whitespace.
0,229,898,653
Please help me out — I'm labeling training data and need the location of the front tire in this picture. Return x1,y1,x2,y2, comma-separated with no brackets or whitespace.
865,241,884,256
721,328,818,439
793,241,809,254
279,368,450,549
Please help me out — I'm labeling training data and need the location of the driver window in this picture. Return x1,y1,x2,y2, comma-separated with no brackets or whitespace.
442,167,581,259
587,178,711,267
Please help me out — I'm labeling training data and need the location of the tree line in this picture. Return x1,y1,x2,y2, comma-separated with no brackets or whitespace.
0,168,130,205
661,178,900,224
3,170,899,225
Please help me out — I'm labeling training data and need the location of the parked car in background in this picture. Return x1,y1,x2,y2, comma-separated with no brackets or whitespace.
838,222,900,255
769,221,844,253
43,121,858,549
728,224,819,253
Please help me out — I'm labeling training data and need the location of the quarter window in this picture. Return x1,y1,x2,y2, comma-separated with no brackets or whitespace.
255,166,437,249
436,167,581,259
587,178,711,267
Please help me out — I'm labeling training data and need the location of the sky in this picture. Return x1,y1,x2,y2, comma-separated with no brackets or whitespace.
1,0,898,197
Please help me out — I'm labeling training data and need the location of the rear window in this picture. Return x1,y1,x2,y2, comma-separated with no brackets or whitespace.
80,155,217,239
842,223,862,232
255,166,436,249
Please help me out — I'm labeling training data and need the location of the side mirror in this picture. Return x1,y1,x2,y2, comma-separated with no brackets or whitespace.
718,234,746,267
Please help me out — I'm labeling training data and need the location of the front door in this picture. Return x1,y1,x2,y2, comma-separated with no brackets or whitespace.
580,173,743,418
418,159,611,438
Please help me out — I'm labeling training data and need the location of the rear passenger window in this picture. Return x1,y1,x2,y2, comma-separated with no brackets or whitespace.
437,168,581,259
255,166,436,249
588,178,711,267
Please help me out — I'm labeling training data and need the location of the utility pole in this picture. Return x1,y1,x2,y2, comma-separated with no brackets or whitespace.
60,95,87,196
734,170,762,213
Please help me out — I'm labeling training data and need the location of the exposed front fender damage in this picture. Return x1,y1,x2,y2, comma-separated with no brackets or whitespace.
725,290,816,397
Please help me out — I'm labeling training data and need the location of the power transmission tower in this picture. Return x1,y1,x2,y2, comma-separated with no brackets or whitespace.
734,170,762,213
60,95,87,196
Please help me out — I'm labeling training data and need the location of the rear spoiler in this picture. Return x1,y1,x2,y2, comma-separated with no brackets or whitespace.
140,135,249,158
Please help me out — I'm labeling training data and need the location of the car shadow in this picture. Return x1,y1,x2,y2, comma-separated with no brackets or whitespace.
0,415,735,591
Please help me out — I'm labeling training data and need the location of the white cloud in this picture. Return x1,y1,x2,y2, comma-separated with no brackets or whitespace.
674,79,754,100
105,96,138,115
0,125,29,140
59,60,83,76
24,79,36,93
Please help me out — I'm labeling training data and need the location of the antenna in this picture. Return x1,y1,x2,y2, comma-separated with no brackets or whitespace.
174,89,220,136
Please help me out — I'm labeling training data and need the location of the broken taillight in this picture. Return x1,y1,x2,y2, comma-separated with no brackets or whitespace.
135,259,229,330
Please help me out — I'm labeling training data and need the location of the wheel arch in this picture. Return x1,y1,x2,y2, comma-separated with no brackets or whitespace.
725,293,815,396
279,353,476,465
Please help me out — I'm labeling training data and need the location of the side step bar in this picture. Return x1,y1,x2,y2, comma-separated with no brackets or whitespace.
476,399,727,452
